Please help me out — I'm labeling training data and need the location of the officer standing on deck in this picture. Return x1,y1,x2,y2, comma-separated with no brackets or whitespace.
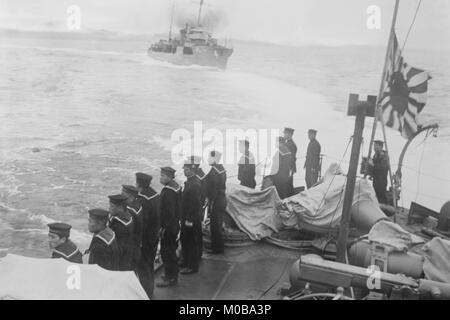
47,222,82,263
272,137,292,199
87,209,120,271
206,151,227,254
237,139,256,189
368,140,390,204
180,157,202,275
135,172,160,297
121,185,144,270
304,129,321,189
283,128,297,196
157,167,182,287
108,194,135,271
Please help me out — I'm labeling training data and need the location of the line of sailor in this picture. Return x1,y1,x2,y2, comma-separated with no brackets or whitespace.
46,128,325,295
46,150,228,296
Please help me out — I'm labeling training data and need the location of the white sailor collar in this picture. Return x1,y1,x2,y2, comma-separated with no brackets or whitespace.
127,205,142,215
111,215,133,226
95,230,116,246
212,166,226,174
163,183,181,193
138,192,158,200
53,244,79,259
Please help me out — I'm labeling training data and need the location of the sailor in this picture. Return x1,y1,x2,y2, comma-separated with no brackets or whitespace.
283,128,297,196
87,208,120,271
135,172,160,297
272,137,292,199
193,156,207,210
205,150,227,254
304,129,321,189
47,222,82,264
180,157,203,275
157,166,182,287
187,156,206,260
121,185,144,269
108,194,136,271
368,140,390,204
237,139,256,189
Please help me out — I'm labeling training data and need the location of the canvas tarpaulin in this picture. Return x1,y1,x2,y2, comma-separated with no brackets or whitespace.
368,220,425,251
0,254,148,300
422,237,450,283
226,184,283,240
278,164,383,232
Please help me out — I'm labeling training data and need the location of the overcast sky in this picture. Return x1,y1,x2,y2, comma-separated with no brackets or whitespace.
0,0,449,48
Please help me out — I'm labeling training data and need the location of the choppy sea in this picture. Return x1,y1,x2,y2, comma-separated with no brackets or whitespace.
0,33,449,258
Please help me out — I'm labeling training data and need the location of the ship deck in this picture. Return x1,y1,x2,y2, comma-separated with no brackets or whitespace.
152,206,443,300
153,242,299,300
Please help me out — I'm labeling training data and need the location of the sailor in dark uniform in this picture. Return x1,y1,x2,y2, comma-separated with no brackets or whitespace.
206,150,227,254
157,166,182,287
283,128,297,196
180,158,203,275
47,222,82,264
108,194,135,271
183,156,205,262
87,208,120,271
237,139,256,189
304,129,321,189
273,137,292,199
368,140,390,204
193,156,207,211
121,185,144,269
135,172,160,297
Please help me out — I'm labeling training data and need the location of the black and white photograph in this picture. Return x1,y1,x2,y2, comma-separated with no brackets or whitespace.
0,0,449,305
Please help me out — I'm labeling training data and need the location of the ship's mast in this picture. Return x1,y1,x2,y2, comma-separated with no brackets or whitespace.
169,1,175,41
197,0,204,26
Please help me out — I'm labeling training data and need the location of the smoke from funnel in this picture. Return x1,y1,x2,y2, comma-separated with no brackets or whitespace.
171,2,228,32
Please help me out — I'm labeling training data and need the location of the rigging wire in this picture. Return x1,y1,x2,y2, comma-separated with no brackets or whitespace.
401,0,424,52
414,140,427,202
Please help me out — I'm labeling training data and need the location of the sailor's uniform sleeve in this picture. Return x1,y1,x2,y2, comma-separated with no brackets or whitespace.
89,240,112,270
161,190,178,233
182,183,202,223
206,170,218,203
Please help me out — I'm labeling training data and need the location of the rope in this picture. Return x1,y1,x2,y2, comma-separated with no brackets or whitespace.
401,0,423,52
312,137,353,234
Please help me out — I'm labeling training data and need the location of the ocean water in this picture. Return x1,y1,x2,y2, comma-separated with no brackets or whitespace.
0,34,449,258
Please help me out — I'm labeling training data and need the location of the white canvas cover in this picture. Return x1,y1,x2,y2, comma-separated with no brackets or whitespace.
279,164,381,231
0,254,148,300
422,238,450,283
226,184,283,240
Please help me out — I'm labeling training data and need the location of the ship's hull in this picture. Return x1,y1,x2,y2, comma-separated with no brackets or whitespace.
147,45,233,70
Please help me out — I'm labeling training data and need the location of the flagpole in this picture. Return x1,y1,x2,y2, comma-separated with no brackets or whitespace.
367,0,401,160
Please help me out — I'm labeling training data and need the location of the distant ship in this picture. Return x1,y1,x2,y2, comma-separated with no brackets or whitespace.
147,0,233,69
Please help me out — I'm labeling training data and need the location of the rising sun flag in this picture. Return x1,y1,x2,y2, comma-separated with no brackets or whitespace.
380,33,432,139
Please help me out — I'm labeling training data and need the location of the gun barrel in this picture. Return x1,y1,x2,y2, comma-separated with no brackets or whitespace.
291,254,419,296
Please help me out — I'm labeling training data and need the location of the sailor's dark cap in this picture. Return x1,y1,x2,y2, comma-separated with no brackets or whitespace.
136,172,152,187
284,128,295,134
108,194,128,205
374,140,384,146
183,156,200,169
239,139,250,147
122,185,138,196
48,222,71,238
308,129,318,134
88,209,109,220
161,166,176,179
